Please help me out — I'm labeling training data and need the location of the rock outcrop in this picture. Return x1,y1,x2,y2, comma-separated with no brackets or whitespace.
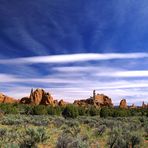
0,93,17,103
2,88,147,110
58,99,67,107
74,90,113,108
129,104,137,109
54,100,58,106
142,102,148,108
20,97,31,104
20,88,55,106
119,99,128,109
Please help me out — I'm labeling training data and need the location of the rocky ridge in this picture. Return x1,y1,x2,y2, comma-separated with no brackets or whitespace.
0,88,147,108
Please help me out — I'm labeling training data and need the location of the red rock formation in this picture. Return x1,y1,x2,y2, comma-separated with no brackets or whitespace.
74,90,113,108
53,100,58,106
119,99,128,109
20,97,31,104
20,88,55,106
142,102,148,108
58,99,67,107
129,104,137,109
0,93,17,103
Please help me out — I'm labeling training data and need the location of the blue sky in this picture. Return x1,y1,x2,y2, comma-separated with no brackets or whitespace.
0,0,148,105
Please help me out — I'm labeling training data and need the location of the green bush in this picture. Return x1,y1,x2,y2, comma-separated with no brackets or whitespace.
0,103,19,114
47,106,61,116
113,109,131,117
77,107,86,116
56,125,89,148
21,105,34,115
62,105,78,119
87,107,99,116
100,107,110,117
32,105,48,115
21,127,50,147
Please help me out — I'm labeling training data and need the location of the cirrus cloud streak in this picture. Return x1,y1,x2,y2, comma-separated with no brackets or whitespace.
0,52,148,64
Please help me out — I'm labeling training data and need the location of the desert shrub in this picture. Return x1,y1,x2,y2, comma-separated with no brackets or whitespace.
47,106,62,116
0,103,19,114
65,119,80,128
2,118,22,125
62,105,79,119
6,128,21,143
21,105,34,115
20,127,50,147
129,109,143,116
56,134,89,148
26,115,51,126
100,108,133,118
144,123,148,140
87,107,99,116
56,126,89,148
31,119,49,126
130,133,143,148
77,107,86,116
32,105,48,115
56,132,74,148
112,109,131,117
107,127,122,148
107,125,143,148
1,115,24,125
1,143,20,148
53,117,65,128
94,125,106,137
100,107,111,118
0,128,7,141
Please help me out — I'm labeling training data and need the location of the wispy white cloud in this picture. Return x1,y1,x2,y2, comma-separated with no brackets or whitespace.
111,70,148,77
54,66,148,78
0,73,83,84
1,62,148,105
0,53,148,64
53,66,120,73
96,70,148,77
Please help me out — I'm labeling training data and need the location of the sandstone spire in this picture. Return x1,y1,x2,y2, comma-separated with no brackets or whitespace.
119,99,128,109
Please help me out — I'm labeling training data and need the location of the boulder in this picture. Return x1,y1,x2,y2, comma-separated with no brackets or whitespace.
0,93,17,103
119,99,128,109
